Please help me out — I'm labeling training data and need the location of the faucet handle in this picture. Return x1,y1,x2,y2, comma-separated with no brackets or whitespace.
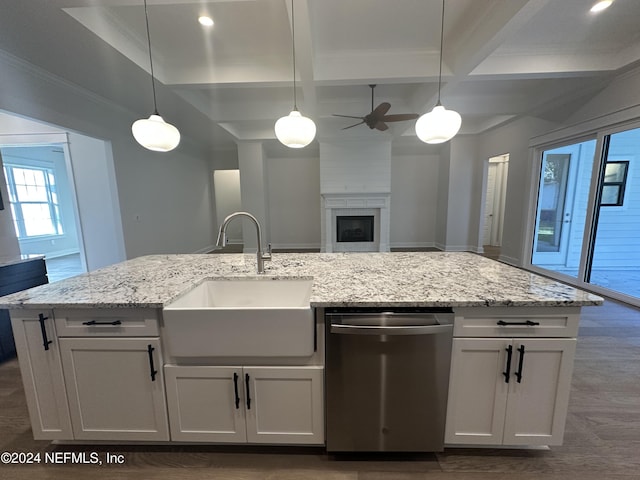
263,243,272,261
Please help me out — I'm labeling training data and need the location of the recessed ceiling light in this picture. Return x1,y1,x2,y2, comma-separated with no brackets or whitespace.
198,16,214,27
590,0,613,13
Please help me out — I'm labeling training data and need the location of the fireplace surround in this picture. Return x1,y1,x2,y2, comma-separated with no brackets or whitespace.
321,193,390,252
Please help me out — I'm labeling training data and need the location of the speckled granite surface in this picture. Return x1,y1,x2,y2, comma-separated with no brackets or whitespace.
0,252,603,309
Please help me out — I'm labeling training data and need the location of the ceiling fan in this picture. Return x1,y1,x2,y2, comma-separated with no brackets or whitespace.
333,85,419,131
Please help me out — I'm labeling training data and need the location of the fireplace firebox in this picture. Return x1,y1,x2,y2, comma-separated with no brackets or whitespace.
336,216,374,243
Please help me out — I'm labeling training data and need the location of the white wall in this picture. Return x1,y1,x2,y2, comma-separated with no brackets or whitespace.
320,139,391,194
390,154,440,248
476,116,561,265
566,68,640,126
0,49,218,262
213,170,242,244
267,156,321,250
67,133,125,269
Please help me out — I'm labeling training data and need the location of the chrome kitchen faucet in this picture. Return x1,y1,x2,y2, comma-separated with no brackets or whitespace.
215,211,272,274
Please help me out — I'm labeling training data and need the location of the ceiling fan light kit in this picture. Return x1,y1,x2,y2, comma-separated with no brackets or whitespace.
333,84,418,131
132,0,180,152
416,0,461,144
275,0,316,148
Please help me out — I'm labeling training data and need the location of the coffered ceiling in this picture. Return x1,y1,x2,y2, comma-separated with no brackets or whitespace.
2,0,640,153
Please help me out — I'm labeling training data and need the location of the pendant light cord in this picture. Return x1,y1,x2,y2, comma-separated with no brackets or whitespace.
436,0,445,106
291,0,298,111
143,0,159,115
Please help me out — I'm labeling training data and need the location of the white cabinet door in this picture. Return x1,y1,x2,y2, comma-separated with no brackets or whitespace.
503,338,576,446
445,338,510,445
59,337,169,441
11,311,72,440
244,366,324,445
164,365,247,442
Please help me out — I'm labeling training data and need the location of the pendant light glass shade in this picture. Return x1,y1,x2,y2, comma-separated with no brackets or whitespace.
275,0,316,148
132,0,180,152
416,0,461,144
275,110,316,148
415,105,461,144
132,114,181,152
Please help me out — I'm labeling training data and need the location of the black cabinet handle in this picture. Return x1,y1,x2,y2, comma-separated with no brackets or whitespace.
82,320,122,326
147,344,157,382
245,373,251,410
233,373,240,409
38,313,52,351
497,320,540,326
503,345,513,383
515,344,526,383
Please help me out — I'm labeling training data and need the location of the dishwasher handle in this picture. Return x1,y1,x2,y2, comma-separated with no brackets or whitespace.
330,323,453,336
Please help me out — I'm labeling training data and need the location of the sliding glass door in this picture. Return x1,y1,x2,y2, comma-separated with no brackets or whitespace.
587,127,640,300
529,124,640,305
531,139,596,278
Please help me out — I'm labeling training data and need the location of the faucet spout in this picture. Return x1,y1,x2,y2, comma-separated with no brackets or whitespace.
216,211,271,273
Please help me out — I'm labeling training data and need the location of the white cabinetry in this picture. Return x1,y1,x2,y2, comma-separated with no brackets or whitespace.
165,365,324,445
10,310,72,440
56,309,169,441
445,307,579,447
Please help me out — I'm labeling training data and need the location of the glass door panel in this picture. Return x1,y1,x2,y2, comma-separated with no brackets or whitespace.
531,140,596,278
588,127,640,300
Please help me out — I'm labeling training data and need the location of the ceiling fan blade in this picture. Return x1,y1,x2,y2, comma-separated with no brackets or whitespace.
333,114,365,119
380,113,419,122
374,122,389,131
372,102,391,117
342,121,365,130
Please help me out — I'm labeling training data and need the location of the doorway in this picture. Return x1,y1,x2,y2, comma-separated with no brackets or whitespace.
0,144,86,281
482,154,509,255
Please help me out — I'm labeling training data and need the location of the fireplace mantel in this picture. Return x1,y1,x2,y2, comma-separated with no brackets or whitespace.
321,193,390,252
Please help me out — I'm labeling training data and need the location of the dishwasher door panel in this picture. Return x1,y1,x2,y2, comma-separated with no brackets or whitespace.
326,320,453,452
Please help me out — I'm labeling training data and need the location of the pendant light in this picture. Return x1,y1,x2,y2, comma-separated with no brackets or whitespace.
415,0,461,144
274,0,316,148
131,0,181,152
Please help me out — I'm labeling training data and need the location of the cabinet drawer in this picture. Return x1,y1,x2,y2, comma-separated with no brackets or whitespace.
54,309,160,337
453,307,580,338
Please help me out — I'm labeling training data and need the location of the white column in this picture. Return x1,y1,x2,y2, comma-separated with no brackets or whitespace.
237,141,269,253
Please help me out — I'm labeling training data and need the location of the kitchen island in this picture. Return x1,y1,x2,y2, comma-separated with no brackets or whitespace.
0,252,602,449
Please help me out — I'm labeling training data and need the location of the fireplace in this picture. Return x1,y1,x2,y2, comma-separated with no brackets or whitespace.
337,216,374,243
321,193,390,252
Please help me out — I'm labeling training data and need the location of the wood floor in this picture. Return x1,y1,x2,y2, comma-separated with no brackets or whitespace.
1,299,639,479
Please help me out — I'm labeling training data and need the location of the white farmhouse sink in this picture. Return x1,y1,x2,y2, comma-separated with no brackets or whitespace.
162,278,314,358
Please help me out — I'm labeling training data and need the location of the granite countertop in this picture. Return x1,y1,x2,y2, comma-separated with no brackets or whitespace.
0,252,603,309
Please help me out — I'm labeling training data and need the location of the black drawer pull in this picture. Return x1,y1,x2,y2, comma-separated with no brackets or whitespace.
515,345,526,383
497,320,540,327
82,320,122,326
233,373,240,409
503,345,513,383
147,344,157,382
38,313,52,351
245,373,251,410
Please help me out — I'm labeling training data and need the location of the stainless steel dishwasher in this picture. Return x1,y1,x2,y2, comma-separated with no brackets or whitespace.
325,307,454,452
